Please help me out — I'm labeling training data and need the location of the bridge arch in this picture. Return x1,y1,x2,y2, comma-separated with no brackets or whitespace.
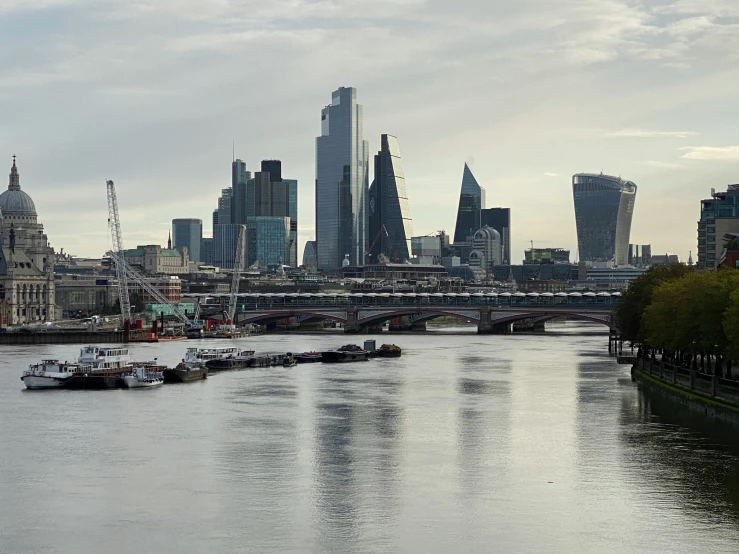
486,311,613,328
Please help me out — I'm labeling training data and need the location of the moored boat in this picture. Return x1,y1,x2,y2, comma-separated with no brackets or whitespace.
321,344,370,363
163,363,208,383
122,365,165,389
205,350,256,371
21,359,79,390
296,352,322,364
378,344,402,358
65,345,134,389
184,346,243,369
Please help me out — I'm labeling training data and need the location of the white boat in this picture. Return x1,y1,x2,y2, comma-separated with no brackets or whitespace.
21,359,81,390
77,345,133,373
122,366,164,389
183,346,243,369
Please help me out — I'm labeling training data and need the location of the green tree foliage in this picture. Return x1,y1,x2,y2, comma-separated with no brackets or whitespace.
616,264,694,343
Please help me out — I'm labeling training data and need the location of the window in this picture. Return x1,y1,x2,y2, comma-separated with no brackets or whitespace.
707,227,716,233
708,244,715,251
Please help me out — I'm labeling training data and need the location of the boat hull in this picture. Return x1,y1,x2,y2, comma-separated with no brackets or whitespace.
205,358,252,371
163,367,208,383
66,373,125,389
321,351,370,363
122,376,164,389
296,354,322,364
21,375,69,390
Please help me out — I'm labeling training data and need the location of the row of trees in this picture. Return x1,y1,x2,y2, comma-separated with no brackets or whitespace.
616,264,739,376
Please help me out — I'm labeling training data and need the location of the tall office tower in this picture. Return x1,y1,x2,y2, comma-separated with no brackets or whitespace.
367,134,414,263
231,159,252,226
572,173,637,266
172,218,203,263
213,224,245,269
217,188,233,227
453,163,486,244
480,207,511,265
285,179,298,266
315,86,369,269
261,160,282,183
302,240,317,269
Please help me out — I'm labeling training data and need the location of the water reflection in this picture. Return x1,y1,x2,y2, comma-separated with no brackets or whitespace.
313,365,404,550
619,386,739,525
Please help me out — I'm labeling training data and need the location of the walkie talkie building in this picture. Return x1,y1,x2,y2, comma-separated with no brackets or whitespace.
572,173,637,266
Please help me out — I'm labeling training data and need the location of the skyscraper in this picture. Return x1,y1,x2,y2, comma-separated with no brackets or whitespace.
480,207,511,265
172,218,203,262
315,87,369,269
572,173,637,266
367,134,414,263
453,163,486,244
245,216,291,267
213,224,244,269
285,179,298,267
231,159,251,226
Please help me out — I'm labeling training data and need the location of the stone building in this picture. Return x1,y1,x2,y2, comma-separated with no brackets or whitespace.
468,225,503,272
123,243,190,275
0,157,56,325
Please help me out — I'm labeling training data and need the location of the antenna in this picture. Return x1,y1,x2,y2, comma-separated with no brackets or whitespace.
232,140,235,162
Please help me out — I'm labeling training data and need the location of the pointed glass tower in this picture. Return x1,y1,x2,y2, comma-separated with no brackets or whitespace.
453,163,486,244
367,135,414,263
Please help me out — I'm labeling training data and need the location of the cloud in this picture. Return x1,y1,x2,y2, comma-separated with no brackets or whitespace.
543,172,559,177
603,129,699,138
641,160,684,169
680,146,739,160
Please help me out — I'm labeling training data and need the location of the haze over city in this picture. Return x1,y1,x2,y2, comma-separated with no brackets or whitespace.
2,0,738,261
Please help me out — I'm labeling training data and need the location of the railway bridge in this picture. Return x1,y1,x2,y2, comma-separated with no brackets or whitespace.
189,291,618,334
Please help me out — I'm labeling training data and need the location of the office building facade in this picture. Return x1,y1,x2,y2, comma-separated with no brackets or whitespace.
468,225,502,271
172,218,202,263
698,185,739,270
315,86,369,270
213,224,244,269
524,248,570,265
246,216,290,268
302,240,317,268
480,207,511,264
572,173,637,266
453,163,486,244
367,134,414,263
231,159,252,226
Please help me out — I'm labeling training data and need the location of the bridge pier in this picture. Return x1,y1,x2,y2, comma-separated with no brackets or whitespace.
477,309,511,334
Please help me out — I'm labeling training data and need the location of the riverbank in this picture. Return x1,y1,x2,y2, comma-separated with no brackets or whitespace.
631,357,739,425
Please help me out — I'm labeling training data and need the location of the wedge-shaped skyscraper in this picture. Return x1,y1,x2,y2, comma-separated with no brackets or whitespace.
453,163,486,244
572,173,637,266
368,135,414,263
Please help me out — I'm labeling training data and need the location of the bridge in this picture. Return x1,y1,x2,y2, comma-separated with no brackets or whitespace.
187,291,619,334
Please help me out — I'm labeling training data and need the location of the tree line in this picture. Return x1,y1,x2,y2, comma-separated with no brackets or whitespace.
616,264,739,377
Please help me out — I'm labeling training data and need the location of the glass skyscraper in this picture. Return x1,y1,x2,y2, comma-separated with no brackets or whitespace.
246,216,290,267
213,224,244,269
171,218,202,262
368,134,414,263
572,173,637,266
231,159,251,226
315,87,369,269
453,163,486,244
284,179,298,267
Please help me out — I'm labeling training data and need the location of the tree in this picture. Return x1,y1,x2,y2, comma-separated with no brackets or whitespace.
617,264,694,344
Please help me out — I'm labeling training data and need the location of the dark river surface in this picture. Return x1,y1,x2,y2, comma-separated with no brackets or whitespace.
2,321,739,554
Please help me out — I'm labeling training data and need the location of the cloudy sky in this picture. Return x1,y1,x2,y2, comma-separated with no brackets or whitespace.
1,0,738,263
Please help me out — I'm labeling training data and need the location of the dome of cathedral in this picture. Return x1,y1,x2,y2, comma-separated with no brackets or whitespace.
0,157,37,216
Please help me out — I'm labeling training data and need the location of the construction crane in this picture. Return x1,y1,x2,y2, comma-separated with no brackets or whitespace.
226,225,246,325
106,180,131,325
365,224,389,264
106,179,192,328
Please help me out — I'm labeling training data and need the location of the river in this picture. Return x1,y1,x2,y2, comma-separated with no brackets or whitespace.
2,321,739,553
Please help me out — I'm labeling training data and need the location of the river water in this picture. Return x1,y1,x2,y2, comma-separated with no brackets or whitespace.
2,321,739,554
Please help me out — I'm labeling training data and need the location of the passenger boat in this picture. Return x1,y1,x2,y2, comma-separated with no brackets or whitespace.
321,344,370,363
122,365,165,389
295,352,322,364
282,353,297,367
21,360,79,389
205,350,256,371
183,347,243,369
378,344,402,358
66,346,134,389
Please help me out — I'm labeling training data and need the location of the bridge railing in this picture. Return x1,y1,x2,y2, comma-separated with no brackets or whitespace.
194,292,620,311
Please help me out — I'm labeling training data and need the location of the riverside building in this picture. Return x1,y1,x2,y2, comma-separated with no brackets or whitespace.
697,185,739,270
0,156,56,324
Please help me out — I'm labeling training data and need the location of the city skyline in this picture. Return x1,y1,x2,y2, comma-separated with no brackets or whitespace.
3,1,739,263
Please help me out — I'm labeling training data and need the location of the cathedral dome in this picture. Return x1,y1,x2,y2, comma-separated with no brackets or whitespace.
0,157,37,216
